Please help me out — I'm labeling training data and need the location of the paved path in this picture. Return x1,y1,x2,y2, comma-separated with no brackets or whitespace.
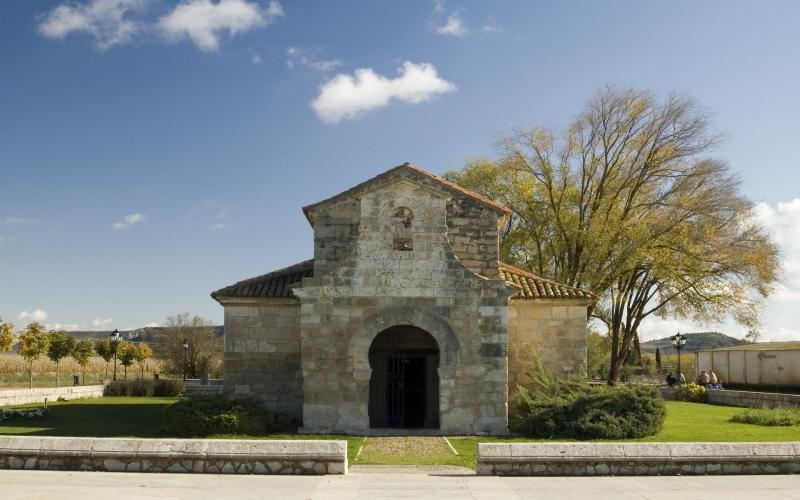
3,469,800,499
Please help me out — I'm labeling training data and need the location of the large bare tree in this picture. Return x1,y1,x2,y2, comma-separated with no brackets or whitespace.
448,87,779,383
155,313,222,379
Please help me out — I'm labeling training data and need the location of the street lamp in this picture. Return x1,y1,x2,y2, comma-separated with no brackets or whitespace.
671,332,687,384
110,329,121,381
182,339,189,382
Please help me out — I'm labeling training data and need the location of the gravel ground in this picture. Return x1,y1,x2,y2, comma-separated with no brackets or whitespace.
355,436,464,466
361,436,453,457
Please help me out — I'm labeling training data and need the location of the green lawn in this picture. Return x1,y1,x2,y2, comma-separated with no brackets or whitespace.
449,401,800,469
3,399,799,470
0,397,364,463
0,397,177,437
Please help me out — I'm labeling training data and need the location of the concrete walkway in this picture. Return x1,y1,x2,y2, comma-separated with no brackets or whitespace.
2,469,800,499
0,468,800,500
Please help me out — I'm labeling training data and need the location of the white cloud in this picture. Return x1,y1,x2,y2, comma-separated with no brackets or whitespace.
481,16,501,33
93,318,114,328
37,0,145,50
435,11,468,37
159,0,283,52
112,212,146,230
286,46,342,72
18,309,49,323
249,49,262,65
311,61,456,124
211,223,228,230
5,217,41,225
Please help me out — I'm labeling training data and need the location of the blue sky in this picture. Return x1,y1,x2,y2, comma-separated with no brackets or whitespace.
1,0,799,340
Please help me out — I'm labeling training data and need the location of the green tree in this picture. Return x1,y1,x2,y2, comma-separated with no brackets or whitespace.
0,320,14,354
586,327,611,379
47,331,77,388
117,341,136,379
155,313,222,378
71,339,95,385
94,338,115,379
447,87,779,384
17,322,50,389
133,342,153,379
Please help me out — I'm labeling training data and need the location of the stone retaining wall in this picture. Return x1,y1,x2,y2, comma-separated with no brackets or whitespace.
0,437,347,475
0,385,104,407
477,442,800,476
706,389,800,408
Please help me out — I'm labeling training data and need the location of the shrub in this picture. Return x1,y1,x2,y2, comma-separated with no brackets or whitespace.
665,383,707,403
0,408,49,421
514,384,666,439
104,379,184,397
511,352,665,439
164,394,280,437
152,379,184,397
730,407,800,427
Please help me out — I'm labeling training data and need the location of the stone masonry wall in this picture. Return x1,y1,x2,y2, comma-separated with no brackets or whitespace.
0,437,347,475
312,198,360,277
223,299,303,423
446,198,501,279
478,442,800,476
298,178,516,435
706,389,800,408
0,385,104,407
508,300,589,403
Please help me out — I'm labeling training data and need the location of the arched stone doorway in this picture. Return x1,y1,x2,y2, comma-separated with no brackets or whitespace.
368,325,440,429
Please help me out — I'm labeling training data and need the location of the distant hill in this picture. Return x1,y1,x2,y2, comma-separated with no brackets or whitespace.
641,332,745,355
60,326,223,343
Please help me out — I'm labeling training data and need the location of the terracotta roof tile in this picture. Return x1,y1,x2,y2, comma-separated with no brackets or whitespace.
499,262,597,301
211,259,313,301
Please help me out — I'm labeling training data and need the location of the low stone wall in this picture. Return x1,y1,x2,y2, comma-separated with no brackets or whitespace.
0,385,105,407
477,442,800,476
706,389,800,408
0,437,347,475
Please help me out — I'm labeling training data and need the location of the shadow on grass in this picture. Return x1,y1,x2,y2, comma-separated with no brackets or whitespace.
0,400,173,438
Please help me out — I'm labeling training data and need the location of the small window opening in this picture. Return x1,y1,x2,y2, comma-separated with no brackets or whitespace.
391,207,414,251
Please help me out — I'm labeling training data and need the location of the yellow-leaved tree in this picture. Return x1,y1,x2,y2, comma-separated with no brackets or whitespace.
0,319,14,354
17,322,50,389
447,87,779,384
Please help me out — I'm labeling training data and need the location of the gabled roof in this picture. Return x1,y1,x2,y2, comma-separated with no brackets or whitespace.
211,259,313,301
211,259,597,303
302,162,511,225
499,262,598,301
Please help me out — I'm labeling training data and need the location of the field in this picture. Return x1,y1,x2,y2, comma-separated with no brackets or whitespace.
3,399,799,470
0,353,166,388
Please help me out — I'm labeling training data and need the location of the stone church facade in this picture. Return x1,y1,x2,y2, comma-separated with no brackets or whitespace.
212,163,595,435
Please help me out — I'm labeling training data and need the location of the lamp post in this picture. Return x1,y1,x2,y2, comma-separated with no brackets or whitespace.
182,339,189,382
110,329,120,381
671,332,687,384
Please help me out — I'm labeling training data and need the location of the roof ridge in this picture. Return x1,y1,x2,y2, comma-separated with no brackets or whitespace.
302,162,511,224
401,163,512,213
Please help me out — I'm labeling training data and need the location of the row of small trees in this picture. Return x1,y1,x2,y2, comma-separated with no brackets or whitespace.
0,320,153,388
